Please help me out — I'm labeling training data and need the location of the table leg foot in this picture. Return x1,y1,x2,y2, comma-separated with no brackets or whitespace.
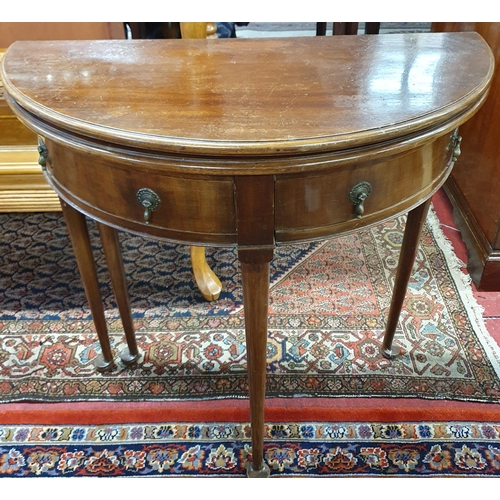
120,346,141,365
246,462,270,478
381,345,402,359
94,353,116,372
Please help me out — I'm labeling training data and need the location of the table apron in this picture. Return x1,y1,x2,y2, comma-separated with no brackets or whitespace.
43,130,455,246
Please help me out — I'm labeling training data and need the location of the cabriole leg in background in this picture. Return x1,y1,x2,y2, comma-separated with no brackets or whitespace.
59,198,115,372
97,222,140,365
381,198,432,358
190,245,222,301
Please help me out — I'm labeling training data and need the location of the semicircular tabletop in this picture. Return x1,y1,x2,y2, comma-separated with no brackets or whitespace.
1,33,494,155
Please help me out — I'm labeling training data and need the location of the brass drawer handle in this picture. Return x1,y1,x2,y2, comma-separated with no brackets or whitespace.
450,128,462,162
37,137,48,170
137,188,161,224
349,181,372,219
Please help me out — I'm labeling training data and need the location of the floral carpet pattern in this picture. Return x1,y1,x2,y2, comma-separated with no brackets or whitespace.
1,210,500,402
1,420,500,477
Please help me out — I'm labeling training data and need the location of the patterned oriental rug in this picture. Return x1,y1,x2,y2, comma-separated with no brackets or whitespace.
1,208,500,404
2,201,500,478
2,420,500,477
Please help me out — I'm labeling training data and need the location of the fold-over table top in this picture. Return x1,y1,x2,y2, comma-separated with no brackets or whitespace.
1,33,494,155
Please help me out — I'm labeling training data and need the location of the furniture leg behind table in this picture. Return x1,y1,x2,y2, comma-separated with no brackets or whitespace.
59,199,115,372
190,246,222,301
381,199,432,358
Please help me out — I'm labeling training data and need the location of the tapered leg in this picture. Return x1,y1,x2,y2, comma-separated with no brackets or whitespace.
97,222,140,365
235,175,274,477
190,246,222,301
241,257,271,478
381,199,432,358
59,199,115,372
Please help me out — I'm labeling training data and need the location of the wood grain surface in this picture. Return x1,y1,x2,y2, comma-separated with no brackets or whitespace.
1,33,494,477
434,23,500,290
1,33,493,156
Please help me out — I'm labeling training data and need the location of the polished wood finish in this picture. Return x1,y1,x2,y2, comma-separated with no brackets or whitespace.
41,142,237,244
59,199,115,372
1,34,493,476
179,22,217,39
0,23,125,46
241,260,271,477
433,23,500,290
0,49,58,211
382,199,431,358
177,20,225,300
1,45,220,298
0,21,126,213
190,246,222,301
2,36,492,154
235,174,274,476
275,133,453,242
97,222,140,365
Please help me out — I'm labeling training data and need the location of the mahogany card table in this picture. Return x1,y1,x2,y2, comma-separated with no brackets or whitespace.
1,33,494,477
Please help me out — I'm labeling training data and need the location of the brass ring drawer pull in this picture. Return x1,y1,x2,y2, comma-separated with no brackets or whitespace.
349,181,372,219
137,188,161,224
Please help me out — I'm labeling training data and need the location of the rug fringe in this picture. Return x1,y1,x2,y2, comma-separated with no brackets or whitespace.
427,204,500,378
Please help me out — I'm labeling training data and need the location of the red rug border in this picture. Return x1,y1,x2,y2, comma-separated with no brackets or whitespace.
3,397,500,425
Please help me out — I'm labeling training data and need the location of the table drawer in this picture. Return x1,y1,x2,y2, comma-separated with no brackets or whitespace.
275,133,453,242
45,143,237,244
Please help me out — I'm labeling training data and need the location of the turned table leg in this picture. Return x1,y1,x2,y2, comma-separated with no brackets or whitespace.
240,255,271,478
190,246,222,301
97,222,140,365
59,199,115,372
381,199,431,358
